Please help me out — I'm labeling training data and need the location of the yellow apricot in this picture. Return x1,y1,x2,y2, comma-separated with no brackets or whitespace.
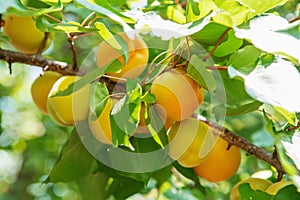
151,68,204,122
88,98,117,144
3,14,49,53
96,32,148,81
168,118,215,168
47,76,90,126
194,138,241,182
31,71,62,114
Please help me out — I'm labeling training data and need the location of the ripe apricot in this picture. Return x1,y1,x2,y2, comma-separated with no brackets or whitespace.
47,76,90,126
194,138,241,182
96,32,149,81
31,71,62,114
88,98,117,144
168,118,215,168
3,14,49,53
150,68,204,122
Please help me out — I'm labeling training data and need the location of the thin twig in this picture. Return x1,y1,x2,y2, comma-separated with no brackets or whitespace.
37,32,50,54
289,17,300,23
67,34,78,71
81,12,96,27
206,66,228,70
202,28,231,61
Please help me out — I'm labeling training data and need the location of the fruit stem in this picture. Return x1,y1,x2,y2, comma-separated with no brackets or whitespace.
81,12,96,27
37,32,50,55
67,34,78,71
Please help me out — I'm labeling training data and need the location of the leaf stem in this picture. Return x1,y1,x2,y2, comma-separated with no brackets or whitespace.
202,28,231,61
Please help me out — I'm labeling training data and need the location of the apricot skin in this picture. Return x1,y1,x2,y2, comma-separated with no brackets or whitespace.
4,14,49,53
151,69,204,122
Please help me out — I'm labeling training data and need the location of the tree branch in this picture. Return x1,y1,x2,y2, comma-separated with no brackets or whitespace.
0,48,76,75
201,118,285,180
0,48,285,180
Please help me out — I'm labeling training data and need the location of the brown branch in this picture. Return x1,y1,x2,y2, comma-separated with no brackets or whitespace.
0,48,286,180
0,48,76,75
202,28,231,61
201,118,285,181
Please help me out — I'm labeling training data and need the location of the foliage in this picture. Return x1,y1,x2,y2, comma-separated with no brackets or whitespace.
0,0,300,199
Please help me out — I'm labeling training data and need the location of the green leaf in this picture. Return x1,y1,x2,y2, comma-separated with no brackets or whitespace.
36,16,94,33
110,80,142,146
141,92,156,104
0,0,63,16
273,106,297,126
191,22,229,46
109,177,145,200
213,0,252,26
228,45,262,74
146,105,169,148
173,162,198,182
238,183,273,200
225,101,262,116
76,173,110,200
212,29,243,57
238,0,288,19
53,59,121,97
217,70,256,109
186,0,217,22
48,129,97,182
75,0,134,32
94,22,130,64
187,55,216,91
89,82,109,120
274,184,300,199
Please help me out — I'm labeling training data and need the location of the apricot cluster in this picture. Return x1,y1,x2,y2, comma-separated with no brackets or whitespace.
29,30,241,183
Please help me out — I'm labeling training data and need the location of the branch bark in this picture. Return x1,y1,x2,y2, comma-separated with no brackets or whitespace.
201,118,284,180
0,48,285,180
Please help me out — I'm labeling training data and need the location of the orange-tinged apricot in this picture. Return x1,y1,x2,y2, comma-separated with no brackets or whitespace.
168,118,215,168
194,138,241,182
151,68,204,121
31,71,62,114
96,32,148,81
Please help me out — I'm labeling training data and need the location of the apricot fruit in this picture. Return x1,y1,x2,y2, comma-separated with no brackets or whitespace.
47,76,90,126
31,71,62,114
3,14,50,53
150,68,204,121
167,118,215,168
96,32,149,81
194,137,241,182
88,98,117,144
